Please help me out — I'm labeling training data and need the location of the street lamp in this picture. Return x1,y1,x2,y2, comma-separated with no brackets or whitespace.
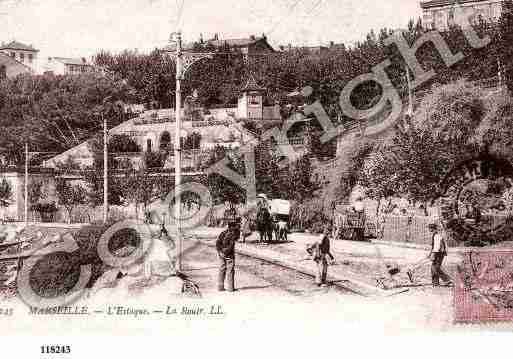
165,31,213,272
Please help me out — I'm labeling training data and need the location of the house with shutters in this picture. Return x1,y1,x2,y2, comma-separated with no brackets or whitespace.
0,40,39,72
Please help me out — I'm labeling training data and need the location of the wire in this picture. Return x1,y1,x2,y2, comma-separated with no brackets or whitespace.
175,0,185,30
267,0,306,36
306,0,324,15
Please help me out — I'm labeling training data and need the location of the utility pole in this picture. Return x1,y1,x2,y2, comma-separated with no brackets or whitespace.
166,31,213,272
103,112,108,224
174,31,183,271
406,66,413,117
24,142,28,227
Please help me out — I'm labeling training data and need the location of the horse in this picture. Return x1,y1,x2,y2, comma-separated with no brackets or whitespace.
274,220,288,242
256,205,273,243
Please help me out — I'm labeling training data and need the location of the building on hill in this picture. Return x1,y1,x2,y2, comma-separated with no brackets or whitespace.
44,57,95,75
0,40,39,72
164,34,274,60
0,52,32,80
421,0,503,30
278,41,346,54
43,75,282,169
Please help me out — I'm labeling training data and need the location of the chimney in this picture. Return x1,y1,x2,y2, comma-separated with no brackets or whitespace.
200,33,204,43
262,33,266,40
82,57,86,63
288,43,292,51
250,34,256,41
330,41,334,47
214,33,219,40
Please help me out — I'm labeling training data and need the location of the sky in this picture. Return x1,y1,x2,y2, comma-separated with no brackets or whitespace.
0,0,421,67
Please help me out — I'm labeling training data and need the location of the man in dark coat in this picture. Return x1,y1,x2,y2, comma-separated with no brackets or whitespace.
216,218,241,292
306,226,334,287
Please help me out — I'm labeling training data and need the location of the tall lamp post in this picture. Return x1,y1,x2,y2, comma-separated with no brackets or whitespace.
103,111,108,224
166,31,213,272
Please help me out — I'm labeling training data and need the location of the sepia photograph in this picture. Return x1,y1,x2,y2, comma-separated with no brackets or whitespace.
1,0,513,355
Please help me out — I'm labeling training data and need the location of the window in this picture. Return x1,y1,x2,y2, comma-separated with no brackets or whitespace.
10,52,15,58
147,139,152,152
19,53,24,61
249,95,260,105
0,65,6,80
28,54,33,62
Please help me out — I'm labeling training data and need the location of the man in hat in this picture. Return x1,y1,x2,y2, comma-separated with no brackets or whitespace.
305,224,334,287
256,194,272,243
216,217,241,292
428,222,452,286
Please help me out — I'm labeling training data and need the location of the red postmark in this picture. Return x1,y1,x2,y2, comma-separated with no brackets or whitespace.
455,250,513,323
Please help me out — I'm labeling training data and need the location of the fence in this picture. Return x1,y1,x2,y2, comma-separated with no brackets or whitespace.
372,214,510,247
373,215,436,246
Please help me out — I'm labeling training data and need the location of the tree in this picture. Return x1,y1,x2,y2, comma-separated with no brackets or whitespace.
108,134,141,153
55,179,86,224
0,73,136,165
287,155,318,202
120,170,158,218
83,168,124,208
183,132,202,151
204,145,246,204
144,151,167,169
499,0,513,92
362,81,488,205
0,178,12,223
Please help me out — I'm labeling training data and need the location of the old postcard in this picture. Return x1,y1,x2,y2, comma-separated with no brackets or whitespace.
1,0,513,355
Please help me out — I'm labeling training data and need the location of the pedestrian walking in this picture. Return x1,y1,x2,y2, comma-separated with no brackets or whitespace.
352,196,366,241
216,218,241,292
306,225,333,287
428,222,452,287
239,213,251,243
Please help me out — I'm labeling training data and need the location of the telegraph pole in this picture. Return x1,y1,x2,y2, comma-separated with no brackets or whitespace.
24,142,28,227
406,66,413,117
103,112,108,224
174,31,183,271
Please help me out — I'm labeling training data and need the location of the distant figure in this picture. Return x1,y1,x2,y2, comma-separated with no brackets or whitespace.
428,223,452,287
216,218,241,292
352,196,366,241
223,202,238,226
306,225,334,287
239,214,251,243
256,195,272,243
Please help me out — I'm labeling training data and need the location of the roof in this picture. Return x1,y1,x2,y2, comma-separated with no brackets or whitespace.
241,74,266,92
162,35,274,52
206,37,264,48
50,57,91,66
0,41,38,52
420,0,487,9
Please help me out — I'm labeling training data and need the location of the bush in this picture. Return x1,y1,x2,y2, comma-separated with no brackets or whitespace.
144,151,167,168
289,199,333,232
31,202,58,222
28,224,141,299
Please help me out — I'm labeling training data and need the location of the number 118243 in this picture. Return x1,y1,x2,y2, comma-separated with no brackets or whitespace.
40,346,71,354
